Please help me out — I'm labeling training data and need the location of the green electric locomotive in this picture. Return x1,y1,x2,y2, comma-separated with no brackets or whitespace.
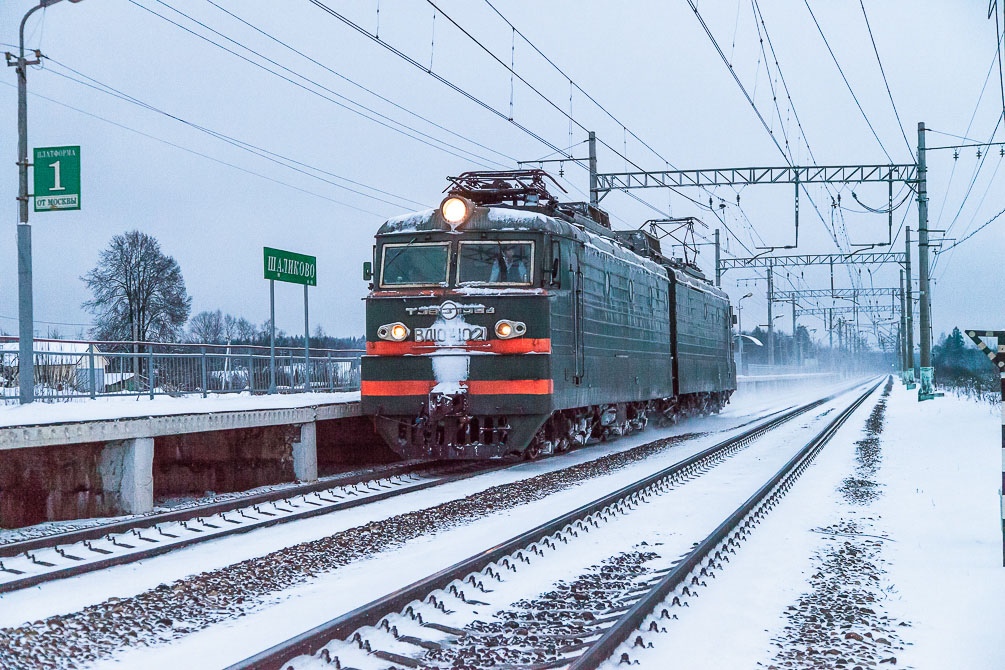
361,171,736,460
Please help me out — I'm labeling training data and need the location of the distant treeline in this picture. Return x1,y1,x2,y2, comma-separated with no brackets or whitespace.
933,327,999,404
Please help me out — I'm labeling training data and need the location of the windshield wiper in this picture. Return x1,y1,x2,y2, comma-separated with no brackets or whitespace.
382,237,418,274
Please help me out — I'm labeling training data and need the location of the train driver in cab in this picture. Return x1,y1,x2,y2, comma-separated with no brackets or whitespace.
490,244,529,283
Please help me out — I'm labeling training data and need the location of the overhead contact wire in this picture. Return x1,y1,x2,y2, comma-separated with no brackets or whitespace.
126,0,504,170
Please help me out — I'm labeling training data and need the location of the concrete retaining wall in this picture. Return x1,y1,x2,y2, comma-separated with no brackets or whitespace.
0,439,155,527
0,400,394,528
154,425,301,498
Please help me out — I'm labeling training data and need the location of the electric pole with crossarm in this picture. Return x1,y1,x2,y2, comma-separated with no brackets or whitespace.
6,0,86,404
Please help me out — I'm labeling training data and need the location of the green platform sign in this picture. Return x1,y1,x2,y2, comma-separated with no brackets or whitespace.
33,145,80,211
264,246,317,286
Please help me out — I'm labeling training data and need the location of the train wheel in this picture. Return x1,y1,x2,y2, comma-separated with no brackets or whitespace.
524,439,543,461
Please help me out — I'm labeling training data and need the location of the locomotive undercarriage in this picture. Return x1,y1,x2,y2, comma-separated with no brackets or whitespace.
378,389,732,461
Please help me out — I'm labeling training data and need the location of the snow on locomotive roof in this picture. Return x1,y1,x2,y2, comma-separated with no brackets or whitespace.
578,226,669,279
485,208,553,226
377,204,572,236
380,208,437,234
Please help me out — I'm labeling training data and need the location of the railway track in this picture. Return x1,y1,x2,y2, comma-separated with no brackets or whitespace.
226,378,881,670
0,460,502,593
0,395,804,594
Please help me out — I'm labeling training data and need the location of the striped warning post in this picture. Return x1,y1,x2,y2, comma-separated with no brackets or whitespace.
965,329,1005,567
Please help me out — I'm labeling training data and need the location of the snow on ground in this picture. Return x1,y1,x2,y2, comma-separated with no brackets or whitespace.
0,391,360,428
0,390,795,628
91,384,868,670
0,379,866,668
878,382,1005,668
622,379,1005,670
0,376,862,619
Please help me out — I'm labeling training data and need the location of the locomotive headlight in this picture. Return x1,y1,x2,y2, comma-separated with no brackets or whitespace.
495,319,526,339
440,196,472,226
378,322,410,342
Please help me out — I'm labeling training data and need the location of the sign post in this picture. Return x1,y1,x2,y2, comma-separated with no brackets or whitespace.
263,247,317,394
964,329,1005,567
269,279,276,394
33,145,80,211
304,283,310,392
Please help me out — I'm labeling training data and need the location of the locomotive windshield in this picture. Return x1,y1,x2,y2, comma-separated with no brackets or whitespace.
379,242,450,287
457,241,534,285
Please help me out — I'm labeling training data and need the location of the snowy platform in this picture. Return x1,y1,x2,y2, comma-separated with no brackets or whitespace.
0,392,360,450
0,393,364,524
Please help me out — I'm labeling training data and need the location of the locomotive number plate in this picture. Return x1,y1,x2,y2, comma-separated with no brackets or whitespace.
415,326,488,342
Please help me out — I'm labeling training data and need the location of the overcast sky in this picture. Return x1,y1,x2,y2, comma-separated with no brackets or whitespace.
1,0,1001,347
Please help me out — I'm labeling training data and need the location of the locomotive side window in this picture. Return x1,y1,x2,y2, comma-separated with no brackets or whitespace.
457,241,534,285
379,242,450,287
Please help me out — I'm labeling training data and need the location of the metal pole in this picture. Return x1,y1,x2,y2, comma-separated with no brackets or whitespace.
303,283,310,393
900,313,908,377
899,270,908,377
917,121,935,398
737,305,743,376
14,6,46,404
1000,368,1005,566
88,344,96,399
828,308,834,370
904,226,916,387
767,266,774,366
714,229,721,287
131,316,139,396
269,278,276,394
853,290,859,370
792,299,799,367
588,131,598,207
200,346,207,398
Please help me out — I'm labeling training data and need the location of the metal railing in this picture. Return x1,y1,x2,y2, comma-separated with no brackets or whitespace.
0,337,362,404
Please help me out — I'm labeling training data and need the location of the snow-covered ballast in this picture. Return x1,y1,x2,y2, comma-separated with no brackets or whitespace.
360,170,735,461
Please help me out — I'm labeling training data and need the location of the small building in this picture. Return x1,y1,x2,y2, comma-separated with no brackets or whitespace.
102,371,136,393
0,339,108,393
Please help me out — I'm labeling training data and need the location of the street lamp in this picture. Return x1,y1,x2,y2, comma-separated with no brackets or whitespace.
735,292,753,374
759,314,785,328
7,0,84,404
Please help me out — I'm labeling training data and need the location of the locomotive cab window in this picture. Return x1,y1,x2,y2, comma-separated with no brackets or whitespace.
379,241,450,287
457,241,534,285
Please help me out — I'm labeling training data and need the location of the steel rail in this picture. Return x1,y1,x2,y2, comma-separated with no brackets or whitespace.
1,460,428,557
0,392,818,591
0,460,507,593
226,381,868,670
569,377,884,668
0,398,802,593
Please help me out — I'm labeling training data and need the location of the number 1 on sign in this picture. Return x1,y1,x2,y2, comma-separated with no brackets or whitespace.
49,160,65,192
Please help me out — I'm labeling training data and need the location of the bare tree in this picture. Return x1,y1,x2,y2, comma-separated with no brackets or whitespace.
235,317,257,343
83,231,191,342
222,313,238,344
188,310,225,344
